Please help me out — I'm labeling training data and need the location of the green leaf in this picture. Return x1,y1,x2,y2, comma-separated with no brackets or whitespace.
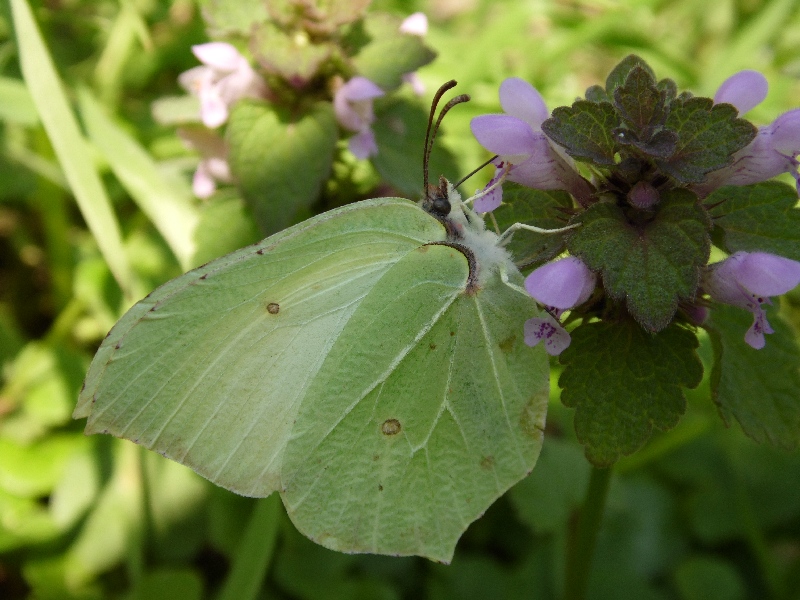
706,304,800,449
125,569,203,600
351,15,436,91
10,0,133,296
656,97,756,183
541,100,619,166
199,0,268,36
191,194,261,268
0,76,39,125
674,556,746,600
491,183,573,268
559,320,703,466
613,65,666,132
605,54,656,96
78,89,199,271
568,189,711,331
508,438,590,533
585,84,611,104
705,181,800,261
251,22,334,87
226,100,337,234
371,98,459,195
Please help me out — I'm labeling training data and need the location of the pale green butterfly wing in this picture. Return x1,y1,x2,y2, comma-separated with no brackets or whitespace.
75,196,549,562
281,258,548,562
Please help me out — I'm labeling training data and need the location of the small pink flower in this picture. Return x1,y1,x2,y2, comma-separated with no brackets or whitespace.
178,42,267,129
399,13,429,96
524,256,596,310
470,78,593,203
704,251,800,348
334,77,385,159
524,312,571,356
696,71,800,196
399,12,428,36
178,128,232,199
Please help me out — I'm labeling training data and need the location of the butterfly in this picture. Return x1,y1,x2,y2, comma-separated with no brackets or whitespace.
74,81,552,563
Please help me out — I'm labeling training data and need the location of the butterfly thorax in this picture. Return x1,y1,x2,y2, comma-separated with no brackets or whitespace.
422,178,517,290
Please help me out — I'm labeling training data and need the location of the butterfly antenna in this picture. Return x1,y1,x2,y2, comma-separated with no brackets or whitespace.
424,80,458,194
453,154,500,189
426,93,471,178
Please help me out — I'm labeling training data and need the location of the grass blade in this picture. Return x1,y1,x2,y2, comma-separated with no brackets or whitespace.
10,0,133,297
78,89,199,270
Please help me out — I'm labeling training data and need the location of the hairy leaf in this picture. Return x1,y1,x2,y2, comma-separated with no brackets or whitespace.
656,98,756,183
614,65,667,133
227,100,337,234
707,304,800,449
542,101,619,166
706,181,800,261
559,320,703,466
605,54,656,96
568,189,711,331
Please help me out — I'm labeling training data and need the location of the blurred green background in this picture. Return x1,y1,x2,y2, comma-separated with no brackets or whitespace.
2,0,800,598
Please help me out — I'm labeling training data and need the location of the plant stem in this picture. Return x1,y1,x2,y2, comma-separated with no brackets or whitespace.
564,465,613,600
216,494,281,600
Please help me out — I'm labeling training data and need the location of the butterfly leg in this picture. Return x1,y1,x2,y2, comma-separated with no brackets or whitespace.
498,221,580,246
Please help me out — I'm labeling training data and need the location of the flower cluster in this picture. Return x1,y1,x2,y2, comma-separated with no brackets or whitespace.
171,8,435,202
472,57,800,353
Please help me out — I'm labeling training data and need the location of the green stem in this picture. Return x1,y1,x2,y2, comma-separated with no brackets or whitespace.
564,465,613,600
216,494,281,600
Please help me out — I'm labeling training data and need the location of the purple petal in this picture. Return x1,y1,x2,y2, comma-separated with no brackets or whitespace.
473,167,503,213
339,77,384,102
713,70,768,115
178,66,211,94
199,88,228,128
470,114,537,158
499,78,549,129
744,306,771,349
192,163,216,198
348,128,378,159
399,12,428,36
733,251,800,297
524,315,571,355
524,256,595,310
402,72,425,95
768,108,800,155
192,42,244,72
506,136,592,202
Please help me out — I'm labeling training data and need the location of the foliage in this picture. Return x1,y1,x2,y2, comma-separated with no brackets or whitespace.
2,0,800,599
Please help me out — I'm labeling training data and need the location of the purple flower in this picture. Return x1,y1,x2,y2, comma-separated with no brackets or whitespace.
470,78,593,203
695,71,800,196
178,43,267,129
334,77,385,159
472,162,505,213
178,128,232,199
524,256,596,310
713,70,768,115
524,312,571,356
703,251,800,348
